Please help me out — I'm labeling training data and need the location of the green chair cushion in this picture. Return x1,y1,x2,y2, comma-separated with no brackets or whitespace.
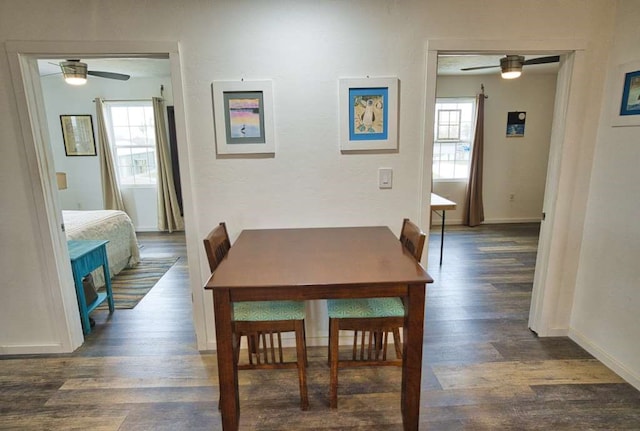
327,297,405,318
233,300,306,321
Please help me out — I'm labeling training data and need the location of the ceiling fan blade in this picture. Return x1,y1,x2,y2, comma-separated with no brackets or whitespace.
460,64,500,71
87,70,130,81
523,55,560,66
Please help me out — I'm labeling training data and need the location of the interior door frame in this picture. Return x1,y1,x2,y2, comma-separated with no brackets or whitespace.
422,39,587,337
5,41,205,351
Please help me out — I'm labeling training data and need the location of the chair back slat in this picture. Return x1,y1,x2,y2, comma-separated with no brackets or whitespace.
399,218,426,261
203,222,231,273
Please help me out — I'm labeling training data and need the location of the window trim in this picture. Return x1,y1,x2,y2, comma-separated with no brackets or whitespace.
104,100,157,187
432,97,475,181
436,109,462,141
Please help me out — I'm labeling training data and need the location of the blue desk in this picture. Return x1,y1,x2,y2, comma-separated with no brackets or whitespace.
68,240,114,334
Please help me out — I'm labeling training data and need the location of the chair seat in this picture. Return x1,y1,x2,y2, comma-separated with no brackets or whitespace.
327,298,404,319
234,300,305,321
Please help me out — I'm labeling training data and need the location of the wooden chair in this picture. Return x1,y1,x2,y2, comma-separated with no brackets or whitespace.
326,218,426,408
203,222,309,410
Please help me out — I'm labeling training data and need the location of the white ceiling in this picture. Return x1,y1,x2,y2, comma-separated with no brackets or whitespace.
38,57,171,79
437,54,560,76
36,55,557,80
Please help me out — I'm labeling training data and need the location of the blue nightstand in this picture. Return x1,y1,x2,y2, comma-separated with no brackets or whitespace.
68,240,114,334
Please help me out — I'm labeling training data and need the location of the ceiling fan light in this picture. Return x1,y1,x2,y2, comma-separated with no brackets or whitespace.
500,55,524,79
61,61,88,85
501,70,522,79
65,76,87,85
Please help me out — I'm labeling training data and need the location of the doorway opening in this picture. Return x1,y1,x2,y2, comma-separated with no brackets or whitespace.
38,57,175,232
422,41,584,338
431,53,558,227
6,41,201,352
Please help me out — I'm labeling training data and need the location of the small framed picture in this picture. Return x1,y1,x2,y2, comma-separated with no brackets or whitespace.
60,115,96,156
506,111,526,137
212,80,275,155
340,77,398,152
612,60,640,127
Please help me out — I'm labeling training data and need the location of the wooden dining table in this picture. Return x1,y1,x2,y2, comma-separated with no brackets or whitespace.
205,226,434,430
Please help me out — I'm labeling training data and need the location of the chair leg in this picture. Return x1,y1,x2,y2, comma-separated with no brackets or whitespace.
247,334,256,365
295,320,309,410
233,332,242,365
327,319,333,366
303,319,309,367
329,318,340,409
374,331,384,356
352,330,359,360
392,327,402,359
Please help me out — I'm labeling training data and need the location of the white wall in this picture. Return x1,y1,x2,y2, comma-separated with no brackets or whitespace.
434,73,556,224
41,74,173,231
0,0,622,366
570,0,640,389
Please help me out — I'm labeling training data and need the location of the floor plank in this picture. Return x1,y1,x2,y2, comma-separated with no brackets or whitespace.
1,225,639,430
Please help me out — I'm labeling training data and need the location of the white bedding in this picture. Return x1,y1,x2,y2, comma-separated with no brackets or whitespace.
63,210,140,286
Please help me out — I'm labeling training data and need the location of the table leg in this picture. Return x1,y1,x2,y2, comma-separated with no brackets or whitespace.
213,289,240,431
101,247,115,313
73,271,91,335
401,283,426,431
440,210,446,265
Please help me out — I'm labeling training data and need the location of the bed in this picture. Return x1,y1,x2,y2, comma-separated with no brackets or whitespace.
63,210,140,286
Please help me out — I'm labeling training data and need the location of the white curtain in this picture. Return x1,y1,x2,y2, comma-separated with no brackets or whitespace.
153,97,184,232
94,97,125,211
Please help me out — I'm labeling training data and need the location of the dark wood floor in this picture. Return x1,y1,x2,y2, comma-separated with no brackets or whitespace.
1,225,639,430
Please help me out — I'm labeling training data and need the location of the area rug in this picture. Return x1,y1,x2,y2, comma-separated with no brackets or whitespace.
97,257,178,309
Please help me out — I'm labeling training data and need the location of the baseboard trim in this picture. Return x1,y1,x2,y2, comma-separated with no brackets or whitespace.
483,218,542,224
432,217,542,226
0,343,65,355
534,327,569,337
569,328,640,391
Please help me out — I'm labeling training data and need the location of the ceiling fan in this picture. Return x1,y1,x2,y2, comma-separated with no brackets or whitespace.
461,55,560,79
57,59,131,85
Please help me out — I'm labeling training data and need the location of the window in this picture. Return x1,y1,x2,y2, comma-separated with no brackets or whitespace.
105,101,157,186
433,98,475,180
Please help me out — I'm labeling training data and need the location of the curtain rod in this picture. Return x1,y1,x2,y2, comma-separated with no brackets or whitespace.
480,84,488,99
96,86,165,103
93,98,161,103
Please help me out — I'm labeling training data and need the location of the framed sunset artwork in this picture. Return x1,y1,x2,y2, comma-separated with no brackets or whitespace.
212,80,275,154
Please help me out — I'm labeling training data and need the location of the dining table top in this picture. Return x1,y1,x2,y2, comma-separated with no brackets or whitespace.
205,225,433,294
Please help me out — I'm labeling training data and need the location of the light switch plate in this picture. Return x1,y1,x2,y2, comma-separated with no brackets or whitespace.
378,168,393,189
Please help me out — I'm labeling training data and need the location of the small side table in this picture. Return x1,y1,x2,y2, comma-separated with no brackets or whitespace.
68,240,114,334
430,193,457,265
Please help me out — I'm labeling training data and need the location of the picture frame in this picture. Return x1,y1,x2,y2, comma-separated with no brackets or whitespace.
60,115,96,156
611,60,640,127
506,111,526,137
212,80,275,154
339,77,398,152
